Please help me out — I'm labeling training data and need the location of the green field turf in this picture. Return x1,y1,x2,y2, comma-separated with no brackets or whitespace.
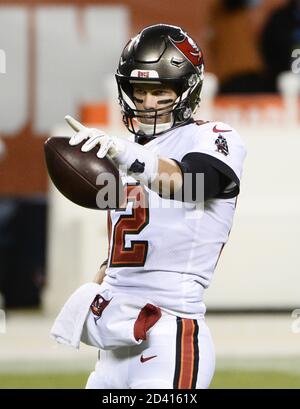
212,370,300,389
0,370,299,389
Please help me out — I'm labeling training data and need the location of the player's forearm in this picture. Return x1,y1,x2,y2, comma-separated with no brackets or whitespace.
152,154,226,202
114,141,183,196
151,158,183,195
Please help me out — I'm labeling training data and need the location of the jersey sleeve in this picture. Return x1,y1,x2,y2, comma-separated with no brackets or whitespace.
186,122,247,198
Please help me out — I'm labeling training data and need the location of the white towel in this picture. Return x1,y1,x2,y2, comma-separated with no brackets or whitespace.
50,282,112,349
81,295,161,350
50,283,161,350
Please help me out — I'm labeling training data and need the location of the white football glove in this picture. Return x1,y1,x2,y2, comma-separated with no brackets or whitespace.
65,115,159,184
65,115,122,159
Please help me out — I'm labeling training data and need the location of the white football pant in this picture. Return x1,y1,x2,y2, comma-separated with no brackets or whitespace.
86,313,215,389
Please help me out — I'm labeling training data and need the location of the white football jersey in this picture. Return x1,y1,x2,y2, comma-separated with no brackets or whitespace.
101,121,247,318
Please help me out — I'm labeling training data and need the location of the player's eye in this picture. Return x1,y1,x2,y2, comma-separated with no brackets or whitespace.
153,90,168,96
133,88,146,96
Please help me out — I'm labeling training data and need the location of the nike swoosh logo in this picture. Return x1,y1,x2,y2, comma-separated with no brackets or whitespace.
213,125,232,133
140,354,157,363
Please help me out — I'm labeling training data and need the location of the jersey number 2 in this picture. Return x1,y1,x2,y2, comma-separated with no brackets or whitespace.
109,184,149,267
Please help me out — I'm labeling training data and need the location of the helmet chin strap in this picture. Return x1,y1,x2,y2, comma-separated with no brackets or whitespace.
136,120,172,136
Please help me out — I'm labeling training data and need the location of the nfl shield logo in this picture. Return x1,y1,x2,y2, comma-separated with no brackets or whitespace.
215,135,229,156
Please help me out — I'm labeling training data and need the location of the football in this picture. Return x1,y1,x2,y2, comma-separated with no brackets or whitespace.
44,137,124,210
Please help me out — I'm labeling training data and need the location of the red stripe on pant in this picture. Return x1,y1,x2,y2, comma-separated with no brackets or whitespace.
179,319,194,388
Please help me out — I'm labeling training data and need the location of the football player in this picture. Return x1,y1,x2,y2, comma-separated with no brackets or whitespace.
65,24,246,389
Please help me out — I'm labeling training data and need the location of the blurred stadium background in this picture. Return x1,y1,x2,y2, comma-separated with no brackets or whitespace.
0,0,300,389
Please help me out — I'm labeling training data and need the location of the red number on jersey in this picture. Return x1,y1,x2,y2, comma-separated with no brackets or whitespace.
109,184,149,267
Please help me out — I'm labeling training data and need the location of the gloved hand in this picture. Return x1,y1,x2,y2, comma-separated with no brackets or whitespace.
65,115,159,184
65,115,123,159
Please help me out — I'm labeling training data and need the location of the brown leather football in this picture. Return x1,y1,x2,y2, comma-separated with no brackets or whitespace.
44,137,124,210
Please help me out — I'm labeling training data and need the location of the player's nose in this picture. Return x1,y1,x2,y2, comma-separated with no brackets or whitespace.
143,92,157,110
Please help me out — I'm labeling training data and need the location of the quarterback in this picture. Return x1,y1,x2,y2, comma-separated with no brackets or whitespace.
52,24,246,389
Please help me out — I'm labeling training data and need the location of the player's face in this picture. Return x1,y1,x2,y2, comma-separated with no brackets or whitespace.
133,84,177,124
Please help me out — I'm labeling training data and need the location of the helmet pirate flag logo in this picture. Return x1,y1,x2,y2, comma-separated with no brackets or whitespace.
171,37,203,66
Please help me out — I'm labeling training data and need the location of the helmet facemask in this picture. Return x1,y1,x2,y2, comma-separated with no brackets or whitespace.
116,72,203,138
